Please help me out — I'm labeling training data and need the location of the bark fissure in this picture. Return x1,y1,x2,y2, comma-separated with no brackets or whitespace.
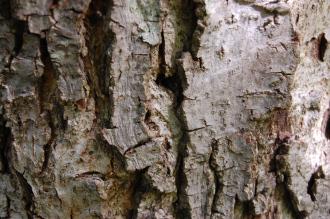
123,138,152,156
84,0,114,129
15,171,35,219
39,37,57,173
13,21,25,56
156,33,191,219
272,137,307,218
5,195,11,218
0,113,11,174
127,168,149,219
6,20,26,71
323,108,330,139
318,33,327,62
155,6,197,219
154,1,207,218
307,166,325,202
209,139,220,214
174,1,208,218
233,196,253,218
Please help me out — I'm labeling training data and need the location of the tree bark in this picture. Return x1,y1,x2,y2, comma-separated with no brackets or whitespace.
0,0,329,218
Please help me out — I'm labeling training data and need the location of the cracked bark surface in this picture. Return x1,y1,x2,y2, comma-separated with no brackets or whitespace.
0,0,329,218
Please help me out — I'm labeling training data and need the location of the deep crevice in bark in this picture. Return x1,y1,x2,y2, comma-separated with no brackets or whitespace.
307,166,325,202
275,184,303,219
13,21,25,55
271,138,308,219
52,0,60,7
127,168,149,219
84,0,114,129
15,171,35,219
156,20,191,219
318,33,327,62
39,37,58,173
6,20,26,70
0,0,11,19
209,139,221,214
156,30,191,218
190,0,206,58
323,108,330,139
5,195,11,218
0,112,11,173
277,179,307,218
155,1,206,218
233,196,253,218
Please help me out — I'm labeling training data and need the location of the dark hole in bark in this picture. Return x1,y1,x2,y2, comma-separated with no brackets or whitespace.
0,114,11,173
15,171,35,218
0,0,11,18
234,196,253,217
13,21,26,55
127,168,149,219
307,166,325,201
318,33,327,62
155,29,184,107
86,0,108,25
325,114,330,140
295,14,299,24
322,109,330,140
52,0,60,6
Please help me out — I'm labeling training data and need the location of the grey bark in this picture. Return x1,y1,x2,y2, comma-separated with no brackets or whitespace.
0,0,329,218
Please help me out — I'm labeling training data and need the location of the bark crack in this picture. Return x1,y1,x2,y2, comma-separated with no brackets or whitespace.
155,1,207,218
318,33,327,62
156,25,191,219
271,136,308,218
15,171,35,219
322,108,330,140
123,138,152,156
127,168,149,219
5,20,26,72
0,112,11,174
84,0,114,129
39,37,58,173
209,139,220,214
307,166,325,202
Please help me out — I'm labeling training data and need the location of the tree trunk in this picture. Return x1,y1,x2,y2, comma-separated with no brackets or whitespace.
0,0,329,218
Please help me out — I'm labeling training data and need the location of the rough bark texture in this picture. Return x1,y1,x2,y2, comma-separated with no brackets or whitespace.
0,0,329,218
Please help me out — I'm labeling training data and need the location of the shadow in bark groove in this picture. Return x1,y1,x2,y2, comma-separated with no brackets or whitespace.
307,166,325,202
84,0,114,129
270,136,308,219
15,171,35,219
322,108,330,140
5,20,26,71
0,113,11,174
318,33,327,62
38,37,63,173
155,0,207,218
127,168,150,219
233,196,254,219
209,139,222,215
156,18,191,219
